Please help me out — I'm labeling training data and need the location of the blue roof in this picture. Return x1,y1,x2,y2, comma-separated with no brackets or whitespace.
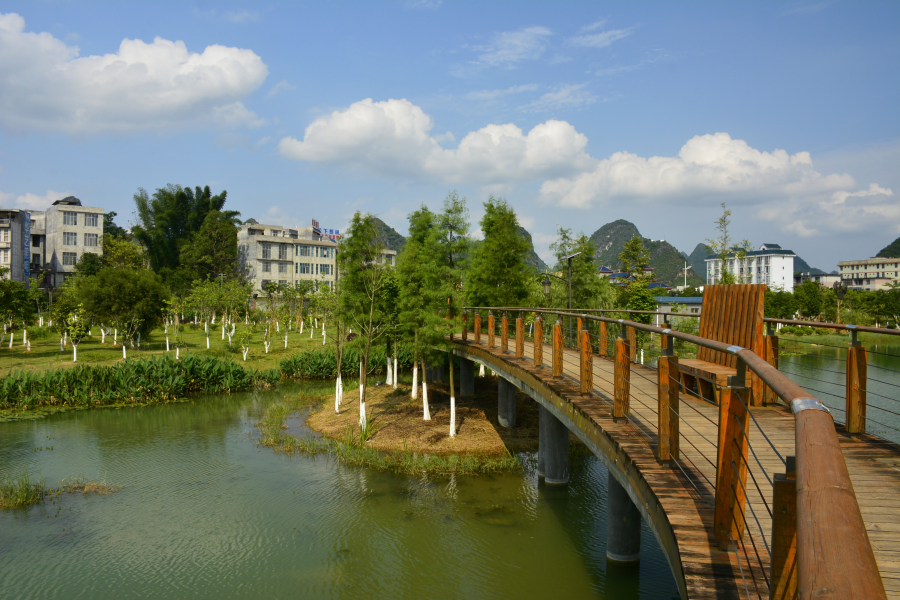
654,296,704,304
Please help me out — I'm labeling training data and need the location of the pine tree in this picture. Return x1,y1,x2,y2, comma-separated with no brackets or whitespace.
466,197,532,307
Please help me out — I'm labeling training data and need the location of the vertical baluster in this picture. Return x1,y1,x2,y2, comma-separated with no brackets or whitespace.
599,321,608,357
714,360,750,548
577,316,583,350
614,324,630,421
770,456,797,600
501,312,509,353
553,318,563,378
580,329,592,396
474,312,482,345
462,310,468,342
658,350,680,462
516,314,524,359
846,329,867,435
534,316,544,367
627,325,637,363
764,327,779,405
488,311,495,348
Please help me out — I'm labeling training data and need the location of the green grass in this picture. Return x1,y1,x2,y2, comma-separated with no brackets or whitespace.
0,471,47,509
0,321,338,377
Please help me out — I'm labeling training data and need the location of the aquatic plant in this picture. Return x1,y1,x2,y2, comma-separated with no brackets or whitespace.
279,345,415,380
0,471,47,509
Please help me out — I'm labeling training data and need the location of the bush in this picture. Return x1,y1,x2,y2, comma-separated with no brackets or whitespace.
26,326,51,341
280,344,416,380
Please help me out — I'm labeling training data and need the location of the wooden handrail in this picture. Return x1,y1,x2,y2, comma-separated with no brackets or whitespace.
462,305,886,599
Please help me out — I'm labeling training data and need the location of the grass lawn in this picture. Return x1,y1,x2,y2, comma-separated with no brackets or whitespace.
0,321,338,376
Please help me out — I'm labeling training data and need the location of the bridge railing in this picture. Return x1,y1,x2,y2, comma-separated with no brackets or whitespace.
462,306,886,600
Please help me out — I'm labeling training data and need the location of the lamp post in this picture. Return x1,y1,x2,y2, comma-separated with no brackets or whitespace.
833,280,847,324
542,251,581,346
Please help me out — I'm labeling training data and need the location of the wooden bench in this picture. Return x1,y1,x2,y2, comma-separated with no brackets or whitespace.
677,284,766,406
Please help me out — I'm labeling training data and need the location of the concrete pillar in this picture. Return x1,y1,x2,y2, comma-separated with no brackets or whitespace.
542,406,569,485
460,357,475,397
607,472,641,562
498,378,516,428
537,406,546,477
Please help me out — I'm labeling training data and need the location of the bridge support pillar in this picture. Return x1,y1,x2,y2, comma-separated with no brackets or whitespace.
460,357,475,397
537,406,546,477
541,406,569,485
498,378,516,428
607,473,641,562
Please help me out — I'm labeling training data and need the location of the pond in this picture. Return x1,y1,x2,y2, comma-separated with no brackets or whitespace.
0,383,679,599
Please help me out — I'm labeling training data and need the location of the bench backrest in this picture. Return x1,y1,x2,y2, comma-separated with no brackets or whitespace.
697,284,766,368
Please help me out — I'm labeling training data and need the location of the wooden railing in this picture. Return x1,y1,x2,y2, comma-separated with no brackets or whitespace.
462,306,886,600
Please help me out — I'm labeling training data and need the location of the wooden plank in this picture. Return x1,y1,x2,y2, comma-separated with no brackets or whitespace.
771,474,798,600
488,312,495,348
714,386,750,546
553,321,562,378
599,321,608,357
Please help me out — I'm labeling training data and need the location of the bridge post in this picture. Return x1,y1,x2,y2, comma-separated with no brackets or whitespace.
626,326,637,363
607,473,641,562
534,316,544,367
764,329,779,405
714,361,750,549
770,456,797,600
614,326,631,422
516,314,524,358
576,316,583,350
501,312,509,353
462,310,468,342
542,407,569,485
498,378,516,428
538,406,546,477
580,329,593,396
553,318,563,378
474,312,482,345
488,311,495,348
599,321,608,357
460,357,475,397
658,351,680,463
846,339,867,435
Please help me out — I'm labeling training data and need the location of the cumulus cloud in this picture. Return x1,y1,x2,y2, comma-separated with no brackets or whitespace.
0,12,268,134
278,98,592,184
471,27,553,68
267,80,296,98
0,189,75,210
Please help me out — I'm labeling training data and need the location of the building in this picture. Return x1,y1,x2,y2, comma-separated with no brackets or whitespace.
705,243,795,292
237,220,399,294
794,271,841,288
1,196,104,288
837,257,900,291
653,296,703,326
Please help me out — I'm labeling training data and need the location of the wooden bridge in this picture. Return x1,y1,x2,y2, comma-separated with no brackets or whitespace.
452,305,900,600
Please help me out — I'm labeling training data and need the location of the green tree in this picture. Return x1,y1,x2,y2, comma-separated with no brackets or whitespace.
180,211,239,281
0,267,29,344
338,212,391,430
65,304,91,362
618,236,655,325
104,212,129,239
705,203,751,284
794,280,824,319
765,290,798,319
397,206,446,419
74,252,103,277
619,235,651,281
101,234,147,270
466,197,531,307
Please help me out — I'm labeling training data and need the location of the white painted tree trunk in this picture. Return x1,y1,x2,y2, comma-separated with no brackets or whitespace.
166,336,170,352
335,376,341,413
264,341,270,353
177,347,181,360
386,359,392,385
137,333,141,348
122,344,127,359
242,347,249,361
59,335,63,352
9,332,14,349
101,328,106,343
205,323,210,349
315,318,318,328
22,329,27,346
26,340,30,352
299,321,304,334
310,326,313,338
222,324,225,340
339,376,344,405
479,363,485,377
284,332,289,349
73,344,77,362
412,361,418,400
359,401,367,429
422,380,431,420
276,322,280,333
359,360,363,402
322,330,326,345
449,396,456,437
393,356,398,390
114,329,117,345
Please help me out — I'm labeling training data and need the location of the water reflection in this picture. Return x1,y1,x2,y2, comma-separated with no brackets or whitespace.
0,384,679,599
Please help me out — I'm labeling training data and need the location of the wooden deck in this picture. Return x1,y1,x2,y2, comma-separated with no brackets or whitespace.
453,335,900,599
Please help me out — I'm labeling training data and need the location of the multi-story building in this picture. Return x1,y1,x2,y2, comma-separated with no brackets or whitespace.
837,257,900,291
705,243,795,292
1,196,104,287
793,272,842,288
238,223,338,293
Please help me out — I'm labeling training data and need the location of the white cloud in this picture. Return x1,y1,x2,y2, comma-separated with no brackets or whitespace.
519,84,598,113
1,189,74,210
0,12,268,134
405,0,442,9
470,27,553,68
223,10,260,23
465,84,540,101
278,98,592,184
580,19,608,33
568,27,633,48
267,80,296,98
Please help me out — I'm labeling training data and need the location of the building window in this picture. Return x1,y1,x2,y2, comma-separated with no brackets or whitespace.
279,280,287,285
63,212,77,226
0,230,9,242
85,213,99,227
298,245,312,256
298,263,311,274
279,244,288,260
62,252,77,266
262,262,271,273
278,263,288,274
261,243,271,259
261,279,270,289
32,253,40,265
84,233,99,247
0,249,8,263
63,231,78,246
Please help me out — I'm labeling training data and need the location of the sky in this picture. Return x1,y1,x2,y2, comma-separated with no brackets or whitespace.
1,1,898,271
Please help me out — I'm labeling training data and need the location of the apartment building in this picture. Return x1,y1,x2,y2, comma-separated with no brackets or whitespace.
705,243,795,292
838,257,900,291
0,197,104,287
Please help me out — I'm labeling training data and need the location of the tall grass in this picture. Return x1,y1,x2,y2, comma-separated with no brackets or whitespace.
280,345,415,380
0,471,47,509
0,354,279,410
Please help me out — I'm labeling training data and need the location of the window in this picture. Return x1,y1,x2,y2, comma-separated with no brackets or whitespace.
298,245,312,256
316,264,319,275
320,264,332,275
261,279,270,289
63,252,77,266
295,264,298,274
279,280,287,285
261,243,271,259
63,212,77,226
0,230,8,242
32,235,41,246
262,262,271,273
85,213,99,227
84,233,99,247
279,244,288,260
298,263,312,274
278,263,288,274
0,249,8,263
32,253,40,265
63,232,78,246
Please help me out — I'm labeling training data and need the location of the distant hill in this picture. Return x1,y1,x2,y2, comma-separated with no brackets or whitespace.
793,256,826,276
373,217,406,251
877,236,900,258
517,226,548,272
688,243,710,281
588,219,704,287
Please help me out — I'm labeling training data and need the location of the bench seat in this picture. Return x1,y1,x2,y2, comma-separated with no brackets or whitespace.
678,359,736,404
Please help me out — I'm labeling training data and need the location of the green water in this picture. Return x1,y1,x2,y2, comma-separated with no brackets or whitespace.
0,383,679,599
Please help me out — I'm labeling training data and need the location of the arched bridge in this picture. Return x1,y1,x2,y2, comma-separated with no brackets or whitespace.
451,306,899,600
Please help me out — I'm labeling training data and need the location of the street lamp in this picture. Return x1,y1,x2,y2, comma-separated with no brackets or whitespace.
542,275,552,297
540,251,581,345
833,280,847,324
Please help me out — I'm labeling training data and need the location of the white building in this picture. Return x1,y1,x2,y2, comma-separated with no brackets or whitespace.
837,257,900,291
238,222,338,293
705,243,795,292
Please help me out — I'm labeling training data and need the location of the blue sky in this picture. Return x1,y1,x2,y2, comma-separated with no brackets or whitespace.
1,1,898,271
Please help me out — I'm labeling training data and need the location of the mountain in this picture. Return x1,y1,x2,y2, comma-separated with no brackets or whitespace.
517,226,548,272
877,236,900,258
688,243,710,281
793,255,826,275
373,217,406,251
588,219,704,287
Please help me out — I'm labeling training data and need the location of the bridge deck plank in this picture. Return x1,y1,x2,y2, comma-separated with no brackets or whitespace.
460,335,900,599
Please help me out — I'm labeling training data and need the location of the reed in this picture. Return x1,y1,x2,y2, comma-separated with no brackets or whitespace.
0,471,47,509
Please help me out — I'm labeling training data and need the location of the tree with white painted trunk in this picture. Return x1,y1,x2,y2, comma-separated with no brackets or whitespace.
65,305,91,362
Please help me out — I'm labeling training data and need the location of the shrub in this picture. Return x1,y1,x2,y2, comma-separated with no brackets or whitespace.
280,344,416,380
